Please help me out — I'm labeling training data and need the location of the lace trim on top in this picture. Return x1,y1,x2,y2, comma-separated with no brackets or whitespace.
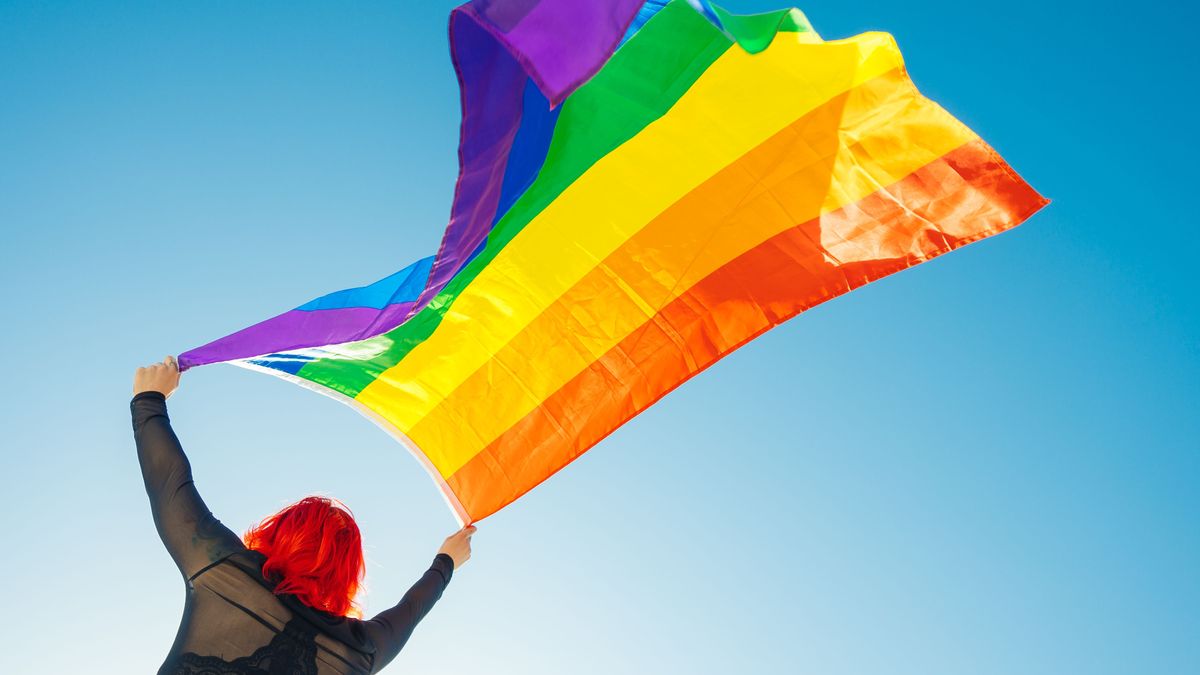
172,617,318,675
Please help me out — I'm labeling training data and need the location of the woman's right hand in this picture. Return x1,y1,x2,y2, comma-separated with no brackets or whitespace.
438,525,476,569
134,356,181,398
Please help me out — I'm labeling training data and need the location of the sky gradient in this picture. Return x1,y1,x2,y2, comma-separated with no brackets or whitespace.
1,1,1197,673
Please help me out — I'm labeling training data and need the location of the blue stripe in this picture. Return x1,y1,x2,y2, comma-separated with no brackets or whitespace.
619,1,669,46
620,0,722,48
248,352,314,375
689,0,724,28
292,78,556,316
296,255,434,311
491,78,560,228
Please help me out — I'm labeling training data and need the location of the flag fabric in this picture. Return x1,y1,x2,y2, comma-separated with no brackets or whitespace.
180,0,1047,524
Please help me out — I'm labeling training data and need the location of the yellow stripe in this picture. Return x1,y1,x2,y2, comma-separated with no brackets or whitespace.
357,32,917,473
405,70,978,476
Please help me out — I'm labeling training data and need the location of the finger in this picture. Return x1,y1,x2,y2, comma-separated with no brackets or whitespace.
463,525,477,535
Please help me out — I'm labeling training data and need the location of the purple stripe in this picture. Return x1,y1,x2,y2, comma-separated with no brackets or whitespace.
409,11,530,328
179,0,643,371
179,302,415,370
469,0,540,32
464,0,645,105
405,0,643,324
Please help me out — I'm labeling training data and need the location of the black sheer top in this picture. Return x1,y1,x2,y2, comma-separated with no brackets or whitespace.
131,391,454,674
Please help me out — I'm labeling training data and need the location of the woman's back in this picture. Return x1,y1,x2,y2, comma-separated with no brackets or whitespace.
131,382,457,675
168,550,374,674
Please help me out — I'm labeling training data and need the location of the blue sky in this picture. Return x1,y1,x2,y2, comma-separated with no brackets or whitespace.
1,1,1197,673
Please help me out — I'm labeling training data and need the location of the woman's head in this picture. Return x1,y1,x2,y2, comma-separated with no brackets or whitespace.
243,496,365,617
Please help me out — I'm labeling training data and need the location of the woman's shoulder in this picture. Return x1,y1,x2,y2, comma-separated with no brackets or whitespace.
214,548,270,586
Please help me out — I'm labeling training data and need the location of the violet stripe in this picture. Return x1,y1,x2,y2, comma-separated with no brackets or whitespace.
179,0,644,371
463,0,645,105
404,0,644,325
409,11,531,330
178,302,416,370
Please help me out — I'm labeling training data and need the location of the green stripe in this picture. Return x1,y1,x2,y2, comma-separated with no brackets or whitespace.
710,3,817,54
294,0,733,397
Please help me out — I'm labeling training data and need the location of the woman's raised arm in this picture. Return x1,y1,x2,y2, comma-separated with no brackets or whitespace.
361,526,475,672
131,356,245,579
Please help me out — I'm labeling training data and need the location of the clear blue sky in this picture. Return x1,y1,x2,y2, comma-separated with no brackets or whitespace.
1,1,1197,673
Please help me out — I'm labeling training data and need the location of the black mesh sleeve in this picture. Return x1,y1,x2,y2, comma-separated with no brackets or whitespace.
362,553,455,672
131,391,246,579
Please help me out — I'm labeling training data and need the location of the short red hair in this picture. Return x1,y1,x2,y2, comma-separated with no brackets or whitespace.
243,496,365,618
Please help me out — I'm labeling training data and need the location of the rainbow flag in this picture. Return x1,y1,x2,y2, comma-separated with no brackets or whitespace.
180,0,1047,524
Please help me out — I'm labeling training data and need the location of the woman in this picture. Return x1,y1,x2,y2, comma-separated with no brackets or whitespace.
132,356,475,674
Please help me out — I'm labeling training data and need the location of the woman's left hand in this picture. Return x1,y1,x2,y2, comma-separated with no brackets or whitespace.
438,525,477,570
134,356,181,398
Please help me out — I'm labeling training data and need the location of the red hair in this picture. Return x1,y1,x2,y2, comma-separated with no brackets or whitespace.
243,496,365,618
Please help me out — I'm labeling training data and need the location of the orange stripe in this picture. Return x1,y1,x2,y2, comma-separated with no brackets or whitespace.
404,66,978,466
447,138,1047,521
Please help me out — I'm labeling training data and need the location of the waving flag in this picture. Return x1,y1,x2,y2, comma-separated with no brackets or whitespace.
180,0,1047,524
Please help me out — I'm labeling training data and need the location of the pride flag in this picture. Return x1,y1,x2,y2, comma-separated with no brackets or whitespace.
180,0,1047,524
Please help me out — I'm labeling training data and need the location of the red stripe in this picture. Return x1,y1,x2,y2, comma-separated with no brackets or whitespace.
448,138,1047,521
